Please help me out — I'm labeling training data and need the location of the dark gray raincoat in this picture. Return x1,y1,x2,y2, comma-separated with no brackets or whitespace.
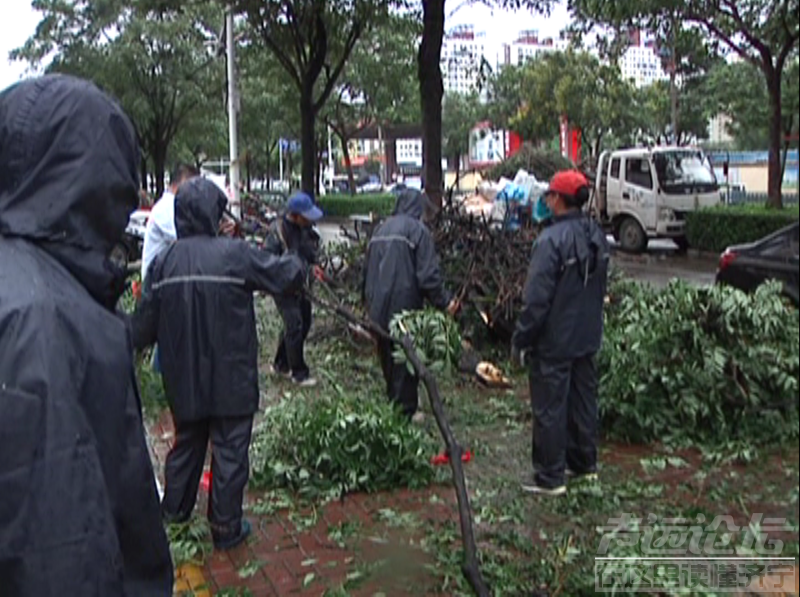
132,177,306,422
363,189,451,328
0,75,172,596
363,189,451,417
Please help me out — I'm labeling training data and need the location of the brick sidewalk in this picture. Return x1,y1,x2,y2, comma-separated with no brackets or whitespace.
149,411,459,596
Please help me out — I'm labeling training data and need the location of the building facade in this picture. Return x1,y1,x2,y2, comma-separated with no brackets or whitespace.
619,30,668,88
440,24,488,94
499,30,566,67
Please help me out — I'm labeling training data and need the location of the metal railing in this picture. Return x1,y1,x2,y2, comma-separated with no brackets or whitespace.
722,190,799,205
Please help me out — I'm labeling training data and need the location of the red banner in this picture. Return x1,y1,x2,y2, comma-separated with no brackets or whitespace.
508,131,522,157
570,128,582,163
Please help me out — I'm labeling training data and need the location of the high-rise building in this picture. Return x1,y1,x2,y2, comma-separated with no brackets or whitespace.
619,30,668,88
499,30,567,67
440,24,488,94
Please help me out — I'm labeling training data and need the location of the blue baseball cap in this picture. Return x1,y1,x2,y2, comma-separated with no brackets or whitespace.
286,192,323,222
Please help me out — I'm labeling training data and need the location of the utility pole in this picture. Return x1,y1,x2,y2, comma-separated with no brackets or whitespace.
225,6,241,218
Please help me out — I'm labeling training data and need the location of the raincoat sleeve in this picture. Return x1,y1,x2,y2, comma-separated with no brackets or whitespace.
414,227,451,310
262,221,285,256
131,268,161,351
235,243,306,297
300,227,321,265
512,234,561,353
361,244,370,304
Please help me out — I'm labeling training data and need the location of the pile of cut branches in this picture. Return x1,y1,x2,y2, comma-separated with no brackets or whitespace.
432,203,538,343
317,206,539,345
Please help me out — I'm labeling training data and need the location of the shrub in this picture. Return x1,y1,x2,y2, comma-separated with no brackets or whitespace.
389,308,462,375
317,193,396,218
485,144,573,182
249,393,437,499
598,279,799,455
685,204,799,253
136,351,167,419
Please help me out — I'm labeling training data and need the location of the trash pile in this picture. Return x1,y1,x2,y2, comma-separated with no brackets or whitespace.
455,169,549,230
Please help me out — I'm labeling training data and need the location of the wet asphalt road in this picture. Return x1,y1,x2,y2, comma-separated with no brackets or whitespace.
315,222,719,289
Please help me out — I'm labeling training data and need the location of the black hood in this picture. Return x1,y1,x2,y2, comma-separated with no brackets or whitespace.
174,177,227,238
0,74,140,308
392,188,432,220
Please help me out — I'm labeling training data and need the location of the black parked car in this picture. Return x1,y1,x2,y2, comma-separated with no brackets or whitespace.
715,221,799,305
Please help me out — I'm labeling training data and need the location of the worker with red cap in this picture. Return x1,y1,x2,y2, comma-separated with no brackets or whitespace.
512,169,610,496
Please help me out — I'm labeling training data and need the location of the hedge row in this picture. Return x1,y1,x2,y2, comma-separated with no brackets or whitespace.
685,204,799,253
317,193,395,218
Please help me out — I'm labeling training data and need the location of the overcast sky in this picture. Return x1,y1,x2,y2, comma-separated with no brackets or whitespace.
0,0,571,90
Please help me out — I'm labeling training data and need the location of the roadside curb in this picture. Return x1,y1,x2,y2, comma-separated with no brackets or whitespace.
610,248,720,265
687,248,721,260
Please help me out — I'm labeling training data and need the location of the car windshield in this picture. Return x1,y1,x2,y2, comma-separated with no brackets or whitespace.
654,150,718,190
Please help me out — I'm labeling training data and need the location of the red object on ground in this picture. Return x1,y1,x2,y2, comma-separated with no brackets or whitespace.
131,281,141,301
430,450,473,466
200,470,212,492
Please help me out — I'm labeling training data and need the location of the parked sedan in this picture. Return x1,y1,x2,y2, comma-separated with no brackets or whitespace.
715,221,799,305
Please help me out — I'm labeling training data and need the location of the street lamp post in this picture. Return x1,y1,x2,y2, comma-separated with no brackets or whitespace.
225,6,241,218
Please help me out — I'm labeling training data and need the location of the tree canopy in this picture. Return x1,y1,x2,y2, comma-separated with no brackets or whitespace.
484,50,643,160
13,0,224,195
232,0,393,196
568,0,800,206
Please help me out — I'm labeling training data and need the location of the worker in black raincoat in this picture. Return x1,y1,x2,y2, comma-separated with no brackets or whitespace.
511,170,610,497
0,75,172,595
363,188,459,420
264,192,323,386
132,177,305,550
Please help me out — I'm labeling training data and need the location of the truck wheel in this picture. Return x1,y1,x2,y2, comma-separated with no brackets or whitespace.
618,217,647,254
674,236,690,254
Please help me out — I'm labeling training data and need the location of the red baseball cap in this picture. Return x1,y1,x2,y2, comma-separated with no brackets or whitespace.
546,170,589,198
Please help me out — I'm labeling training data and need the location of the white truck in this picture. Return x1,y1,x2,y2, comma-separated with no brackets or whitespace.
591,146,723,253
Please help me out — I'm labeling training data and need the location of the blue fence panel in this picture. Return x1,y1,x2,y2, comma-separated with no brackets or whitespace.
708,150,799,166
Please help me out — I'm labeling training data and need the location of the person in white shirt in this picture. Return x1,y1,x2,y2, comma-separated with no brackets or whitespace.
141,164,200,282
141,164,199,374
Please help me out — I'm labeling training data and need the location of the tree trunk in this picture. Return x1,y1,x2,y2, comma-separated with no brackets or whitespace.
766,69,784,208
140,156,148,195
453,152,461,190
153,142,167,198
245,151,252,193
669,70,679,145
780,140,789,181
335,128,357,195
418,0,446,209
300,84,317,198
315,136,325,195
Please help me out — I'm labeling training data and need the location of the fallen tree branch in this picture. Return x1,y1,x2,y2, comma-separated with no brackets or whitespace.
307,288,490,597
